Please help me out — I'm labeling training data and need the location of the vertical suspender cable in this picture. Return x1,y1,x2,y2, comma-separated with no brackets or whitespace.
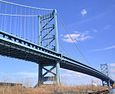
31,10,35,43
15,5,17,36
17,6,19,37
23,7,26,39
1,3,4,31
32,9,36,43
20,7,22,38
31,9,34,42
35,10,38,44
26,8,29,41
46,13,48,49
34,10,36,43
3,3,6,31
30,9,32,42
0,2,2,30
12,6,15,35
9,5,12,34
32,9,34,42
59,42,70,57
36,10,39,44
4,2,8,31
27,9,29,41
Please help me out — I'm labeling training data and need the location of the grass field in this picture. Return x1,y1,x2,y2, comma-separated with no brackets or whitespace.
0,84,110,94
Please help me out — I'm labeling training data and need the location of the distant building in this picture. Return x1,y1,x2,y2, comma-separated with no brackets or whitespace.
0,82,22,87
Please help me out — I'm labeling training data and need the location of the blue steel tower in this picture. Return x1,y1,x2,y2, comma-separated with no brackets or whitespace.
100,64,110,86
38,10,60,85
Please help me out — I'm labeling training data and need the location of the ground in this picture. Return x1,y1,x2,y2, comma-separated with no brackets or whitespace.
0,84,109,94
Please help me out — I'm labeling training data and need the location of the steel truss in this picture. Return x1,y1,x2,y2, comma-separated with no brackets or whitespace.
37,10,60,85
38,62,60,86
100,64,111,86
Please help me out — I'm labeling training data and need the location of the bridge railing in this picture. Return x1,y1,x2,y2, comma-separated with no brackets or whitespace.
0,30,106,75
0,30,61,58
0,30,114,85
62,55,114,82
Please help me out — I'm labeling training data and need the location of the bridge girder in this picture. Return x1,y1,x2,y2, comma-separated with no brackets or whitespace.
0,29,114,87
36,61,60,86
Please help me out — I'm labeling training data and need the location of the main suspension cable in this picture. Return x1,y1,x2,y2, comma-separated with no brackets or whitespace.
59,17,90,65
0,13,38,17
0,0,53,11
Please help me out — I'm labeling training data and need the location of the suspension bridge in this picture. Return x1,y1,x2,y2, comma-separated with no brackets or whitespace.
0,0,114,87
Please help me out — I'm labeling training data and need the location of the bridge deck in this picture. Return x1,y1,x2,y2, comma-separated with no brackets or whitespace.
0,31,114,85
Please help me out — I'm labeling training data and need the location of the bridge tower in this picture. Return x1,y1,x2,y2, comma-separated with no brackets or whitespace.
37,10,60,86
100,64,110,86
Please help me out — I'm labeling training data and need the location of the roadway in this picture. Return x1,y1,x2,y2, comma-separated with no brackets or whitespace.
0,30,114,86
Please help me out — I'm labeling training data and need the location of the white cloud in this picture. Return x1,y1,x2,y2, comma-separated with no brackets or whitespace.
92,29,98,33
102,45,115,50
0,72,37,78
15,72,37,77
110,68,115,80
102,25,111,31
60,69,101,86
62,31,92,43
63,33,80,43
111,69,115,72
110,63,115,67
93,45,115,52
109,64,115,76
61,69,86,78
81,9,87,16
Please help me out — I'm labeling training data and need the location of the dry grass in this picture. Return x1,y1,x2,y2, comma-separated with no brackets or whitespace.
0,84,109,94
113,83,115,88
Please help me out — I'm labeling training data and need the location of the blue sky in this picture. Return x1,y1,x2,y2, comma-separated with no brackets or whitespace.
0,0,115,86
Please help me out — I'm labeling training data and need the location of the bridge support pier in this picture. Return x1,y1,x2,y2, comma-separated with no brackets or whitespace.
102,80,108,86
37,61,60,86
102,80,111,87
107,80,110,87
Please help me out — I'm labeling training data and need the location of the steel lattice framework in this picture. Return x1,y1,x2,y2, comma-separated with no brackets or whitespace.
100,64,110,86
38,10,60,85
38,10,58,51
